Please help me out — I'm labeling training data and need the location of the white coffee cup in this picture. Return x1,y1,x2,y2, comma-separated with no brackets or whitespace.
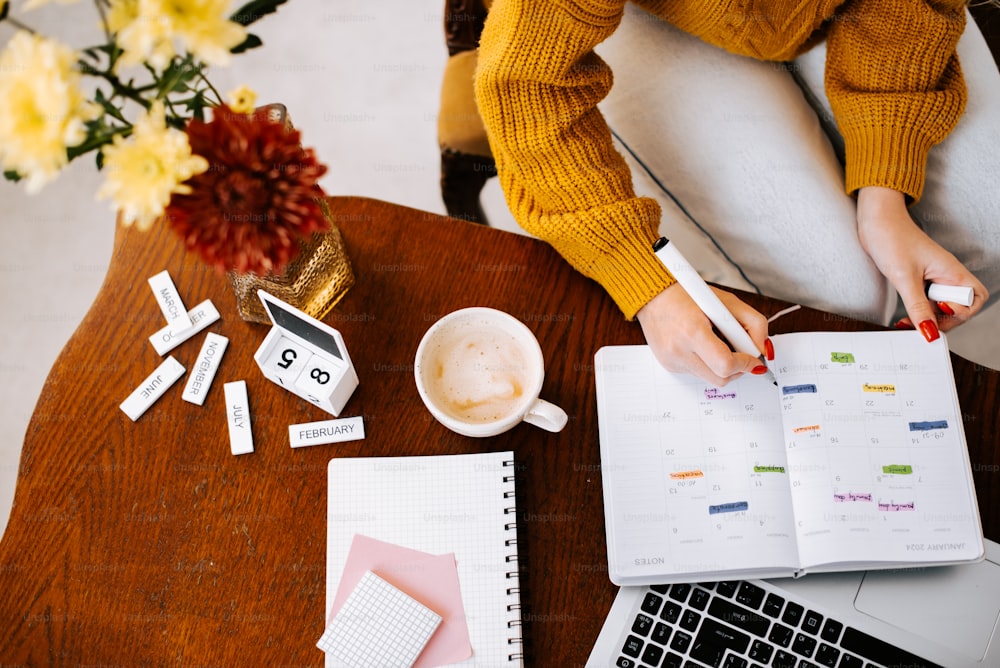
414,307,568,437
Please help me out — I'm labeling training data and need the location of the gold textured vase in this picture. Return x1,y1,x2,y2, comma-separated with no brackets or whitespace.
227,198,355,324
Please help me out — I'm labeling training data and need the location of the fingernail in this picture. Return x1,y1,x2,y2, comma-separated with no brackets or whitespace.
751,365,768,375
764,338,774,361
918,319,940,342
937,301,955,316
893,320,913,329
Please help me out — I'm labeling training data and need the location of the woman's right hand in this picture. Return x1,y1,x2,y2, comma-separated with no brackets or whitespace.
636,284,772,386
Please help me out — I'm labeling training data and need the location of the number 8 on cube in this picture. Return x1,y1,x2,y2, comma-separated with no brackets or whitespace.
253,291,359,416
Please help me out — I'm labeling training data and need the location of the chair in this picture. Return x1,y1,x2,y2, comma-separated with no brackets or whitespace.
438,0,496,225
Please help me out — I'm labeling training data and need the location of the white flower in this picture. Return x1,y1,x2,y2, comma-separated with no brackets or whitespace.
0,31,99,193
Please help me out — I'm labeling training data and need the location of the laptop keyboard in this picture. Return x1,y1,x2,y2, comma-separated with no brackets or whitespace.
614,580,940,668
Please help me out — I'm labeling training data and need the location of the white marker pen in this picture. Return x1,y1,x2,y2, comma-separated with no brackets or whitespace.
653,237,776,384
928,283,974,307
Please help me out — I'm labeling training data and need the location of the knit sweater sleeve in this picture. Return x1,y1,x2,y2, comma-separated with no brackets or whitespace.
825,0,968,202
474,0,673,320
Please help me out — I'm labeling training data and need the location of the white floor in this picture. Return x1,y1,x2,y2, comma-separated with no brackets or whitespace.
2,0,997,541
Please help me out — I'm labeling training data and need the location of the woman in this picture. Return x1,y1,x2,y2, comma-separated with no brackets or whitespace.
474,0,998,384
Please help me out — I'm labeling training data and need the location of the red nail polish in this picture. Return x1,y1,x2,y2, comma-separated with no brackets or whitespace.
918,319,940,342
893,320,913,329
764,338,774,361
751,365,768,375
937,301,955,316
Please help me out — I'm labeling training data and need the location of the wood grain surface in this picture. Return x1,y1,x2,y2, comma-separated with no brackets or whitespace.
0,196,997,666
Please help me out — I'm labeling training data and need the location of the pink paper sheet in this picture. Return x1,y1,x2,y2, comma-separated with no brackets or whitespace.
326,534,472,667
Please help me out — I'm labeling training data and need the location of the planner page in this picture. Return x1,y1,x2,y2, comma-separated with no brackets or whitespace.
771,331,984,569
596,346,800,585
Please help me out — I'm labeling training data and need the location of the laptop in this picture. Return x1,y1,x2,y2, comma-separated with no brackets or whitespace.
587,537,1000,667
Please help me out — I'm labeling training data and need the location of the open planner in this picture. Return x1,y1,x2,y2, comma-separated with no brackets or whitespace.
325,451,523,667
595,330,984,585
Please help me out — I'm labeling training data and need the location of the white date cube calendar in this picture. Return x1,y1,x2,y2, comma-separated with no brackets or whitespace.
253,290,359,416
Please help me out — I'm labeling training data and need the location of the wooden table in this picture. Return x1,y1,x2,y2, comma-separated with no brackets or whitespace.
1,196,998,666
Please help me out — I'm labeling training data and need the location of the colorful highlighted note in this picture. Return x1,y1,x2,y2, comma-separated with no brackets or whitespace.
753,465,785,474
704,388,737,400
782,384,817,395
669,470,704,480
834,492,873,503
793,424,821,434
878,501,915,512
831,352,855,363
709,501,749,515
909,420,948,432
862,383,896,394
882,465,913,475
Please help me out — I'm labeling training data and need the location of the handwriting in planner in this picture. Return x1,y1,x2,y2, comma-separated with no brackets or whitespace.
669,470,704,480
709,501,749,515
882,465,913,475
878,501,916,512
830,352,855,363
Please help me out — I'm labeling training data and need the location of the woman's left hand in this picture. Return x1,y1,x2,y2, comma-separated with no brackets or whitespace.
857,186,988,341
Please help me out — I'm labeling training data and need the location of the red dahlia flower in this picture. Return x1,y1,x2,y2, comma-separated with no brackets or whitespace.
166,104,330,275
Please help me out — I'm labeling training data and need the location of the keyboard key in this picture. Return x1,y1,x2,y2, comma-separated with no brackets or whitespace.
689,639,724,667
622,635,643,658
651,584,670,594
662,652,683,668
815,643,841,667
837,654,864,668
615,657,636,668
698,581,717,590
723,656,748,668
802,610,824,635
707,598,770,637
696,618,752,653
641,642,664,666
680,609,701,632
736,582,766,609
670,583,692,602
748,639,774,663
782,602,804,627
792,632,817,657
642,592,664,616
799,662,821,668
840,626,937,667
716,581,739,598
821,619,843,643
768,623,794,647
652,621,672,645
662,601,682,624
632,613,654,637
763,593,785,618
691,587,712,610
670,630,692,653
772,649,797,668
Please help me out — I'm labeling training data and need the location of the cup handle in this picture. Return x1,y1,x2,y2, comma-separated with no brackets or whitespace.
523,398,568,433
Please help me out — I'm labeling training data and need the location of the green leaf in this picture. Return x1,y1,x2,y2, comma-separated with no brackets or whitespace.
94,89,128,124
3,170,21,184
229,0,287,27
230,33,263,55
95,150,104,171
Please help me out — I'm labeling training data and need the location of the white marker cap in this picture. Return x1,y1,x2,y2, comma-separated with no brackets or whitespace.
927,283,974,307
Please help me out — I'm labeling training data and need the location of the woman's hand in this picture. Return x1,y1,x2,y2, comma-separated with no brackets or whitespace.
636,283,771,386
857,187,988,340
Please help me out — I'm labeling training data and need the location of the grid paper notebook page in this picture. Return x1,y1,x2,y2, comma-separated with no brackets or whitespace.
317,570,441,666
326,451,523,667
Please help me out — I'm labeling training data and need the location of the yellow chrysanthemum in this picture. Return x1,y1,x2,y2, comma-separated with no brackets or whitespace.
0,31,99,193
226,85,257,114
109,0,246,70
97,102,208,230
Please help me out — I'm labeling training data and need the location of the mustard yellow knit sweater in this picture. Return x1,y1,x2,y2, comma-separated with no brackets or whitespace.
474,0,968,319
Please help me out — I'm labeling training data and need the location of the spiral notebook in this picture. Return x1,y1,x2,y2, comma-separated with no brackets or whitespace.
325,451,523,667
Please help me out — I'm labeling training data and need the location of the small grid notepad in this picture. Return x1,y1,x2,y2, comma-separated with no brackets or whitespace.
317,570,442,667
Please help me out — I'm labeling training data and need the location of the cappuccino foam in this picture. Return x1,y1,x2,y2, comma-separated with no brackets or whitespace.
422,322,534,424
